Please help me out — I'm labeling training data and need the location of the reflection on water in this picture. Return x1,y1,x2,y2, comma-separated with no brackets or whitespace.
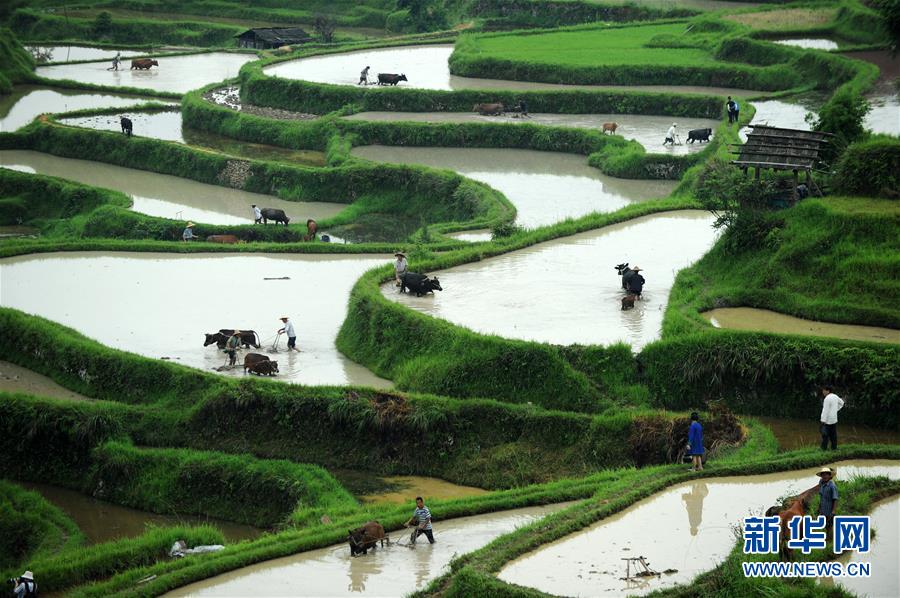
499,461,900,596
20,481,261,544
704,307,900,344
0,150,343,225
167,503,568,597
0,252,392,388
755,416,900,451
352,145,675,229
0,85,156,132
26,45,143,63
37,52,255,94
0,360,92,402
381,211,717,348
739,98,814,141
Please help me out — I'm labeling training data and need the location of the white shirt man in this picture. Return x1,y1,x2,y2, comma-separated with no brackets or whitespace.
252,205,262,224
664,123,677,145
278,317,300,352
819,386,844,450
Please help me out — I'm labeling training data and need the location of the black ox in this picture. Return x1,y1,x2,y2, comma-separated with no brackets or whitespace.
687,128,712,143
120,116,133,137
400,272,442,297
260,208,290,226
203,329,261,349
377,73,408,86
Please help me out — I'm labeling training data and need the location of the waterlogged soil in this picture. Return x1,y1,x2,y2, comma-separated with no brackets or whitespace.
703,307,900,344
0,150,342,225
352,146,676,229
267,45,769,97
0,85,158,132
498,460,900,596
0,251,392,388
59,110,327,165
167,503,568,597
344,112,719,155
360,476,488,504
0,360,92,402
26,45,145,63
36,52,256,94
19,481,261,544
754,416,900,451
833,495,900,598
381,211,718,349
774,39,839,51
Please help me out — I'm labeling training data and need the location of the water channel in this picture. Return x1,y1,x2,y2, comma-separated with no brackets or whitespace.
0,150,343,225
382,211,718,349
0,251,392,388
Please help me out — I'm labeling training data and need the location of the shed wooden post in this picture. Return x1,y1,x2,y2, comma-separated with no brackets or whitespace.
792,169,799,202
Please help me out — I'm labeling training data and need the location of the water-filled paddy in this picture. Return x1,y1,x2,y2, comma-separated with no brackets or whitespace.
833,495,899,598
344,112,718,154
382,211,717,348
755,416,900,451
0,252,392,388
499,461,900,596
25,45,144,63
774,39,839,50
843,50,900,136
0,85,158,132
352,146,676,229
0,360,92,402
36,52,256,93
167,502,568,597
267,45,767,97
359,476,488,504
0,150,343,225
704,307,900,344
20,481,261,544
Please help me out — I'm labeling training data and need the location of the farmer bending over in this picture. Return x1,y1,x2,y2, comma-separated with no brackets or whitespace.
663,123,677,146
406,496,435,544
359,65,370,85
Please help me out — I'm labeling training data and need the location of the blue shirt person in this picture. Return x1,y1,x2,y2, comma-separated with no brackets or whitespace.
687,411,705,471
182,222,196,241
406,496,435,544
817,467,839,537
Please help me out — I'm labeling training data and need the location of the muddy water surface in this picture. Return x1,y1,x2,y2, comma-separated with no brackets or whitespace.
755,416,900,451
0,360,92,401
703,307,900,344
20,481,261,544
0,252,391,387
0,150,343,225
359,476,488,504
36,52,255,93
843,50,900,136
352,146,676,229
26,45,144,63
382,211,717,348
774,39,839,50
168,502,567,597
0,85,157,132
267,45,768,97
834,495,900,598
344,112,718,154
499,460,900,596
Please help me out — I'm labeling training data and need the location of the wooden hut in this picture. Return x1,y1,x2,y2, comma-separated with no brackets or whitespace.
236,28,313,49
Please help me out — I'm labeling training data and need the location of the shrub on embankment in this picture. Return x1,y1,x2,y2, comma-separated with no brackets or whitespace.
833,138,900,199
0,29,34,94
471,0,698,30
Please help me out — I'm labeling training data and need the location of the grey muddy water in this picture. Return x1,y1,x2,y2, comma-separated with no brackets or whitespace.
0,150,343,225
499,460,900,596
833,495,900,598
704,307,900,345
754,416,900,451
352,145,676,230
381,211,718,349
26,45,145,63
344,112,719,155
267,45,768,97
0,252,391,388
0,360,92,402
167,502,567,597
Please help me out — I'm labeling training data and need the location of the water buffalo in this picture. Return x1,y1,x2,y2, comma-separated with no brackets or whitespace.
474,102,504,116
348,521,386,556
131,59,159,70
244,353,279,376
377,73,407,86
400,272,442,297
615,262,644,296
615,263,633,290
206,234,239,244
602,122,618,135
687,128,712,143
621,294,636,310
120,116,133,137
260,208,290,226
203,330,261,349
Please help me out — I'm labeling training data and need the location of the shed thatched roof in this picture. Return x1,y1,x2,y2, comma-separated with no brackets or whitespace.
732,125,832,171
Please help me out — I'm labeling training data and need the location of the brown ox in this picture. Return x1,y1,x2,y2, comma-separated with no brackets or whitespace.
348,521,386,556
207,234,240,244
473,102,504,116
621,294,636,310
131,59,159,70
602,122,618,135
766,485,819,561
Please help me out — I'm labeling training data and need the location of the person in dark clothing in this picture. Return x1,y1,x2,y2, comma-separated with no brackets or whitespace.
517,99,529,117
625,266,645,297
726,96,736,124
687,412,705,471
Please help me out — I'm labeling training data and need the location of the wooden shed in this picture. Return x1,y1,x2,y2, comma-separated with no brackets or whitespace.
236,28,313,49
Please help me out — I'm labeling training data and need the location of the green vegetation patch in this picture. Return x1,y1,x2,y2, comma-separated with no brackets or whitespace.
0,28,35,94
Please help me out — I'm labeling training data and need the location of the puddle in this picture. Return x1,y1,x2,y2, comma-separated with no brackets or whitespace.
359,476,488,504
266,45,768,97
381,211,717,349
19,481,261,544
0,360,92,401
352,145,676,229
0,84,158,132
25,45,144,64
36,52,256,94
167,502,568,597
0,251,393,388
0,150,343,226
58,111,327,165
498,460,900,596
703,307,900,344
774,39,839,51
833,495,900,598
344,112,719,155
754,416,900,451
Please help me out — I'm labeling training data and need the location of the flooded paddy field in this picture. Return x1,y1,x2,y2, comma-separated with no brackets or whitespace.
704,307,900,344
352,146,676,229
36,52,256,94
267,45,769,97
833,495,899,598
0,251,392,388
0,360,92,402
774,39,840,51
25,45,145,63
0,150,342,225
755,416,900,451
499,460,900,596
344,112,718,154
381,211,717,349
20,481,261,544
0,85,160,132
843,50,900,136
167,502,567,597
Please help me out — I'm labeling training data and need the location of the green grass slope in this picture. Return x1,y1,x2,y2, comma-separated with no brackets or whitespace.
0,28,35,93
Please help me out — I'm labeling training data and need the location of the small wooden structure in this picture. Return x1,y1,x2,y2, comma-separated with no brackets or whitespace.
621,556,660,581
236,28,313,49
731,125,832,201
